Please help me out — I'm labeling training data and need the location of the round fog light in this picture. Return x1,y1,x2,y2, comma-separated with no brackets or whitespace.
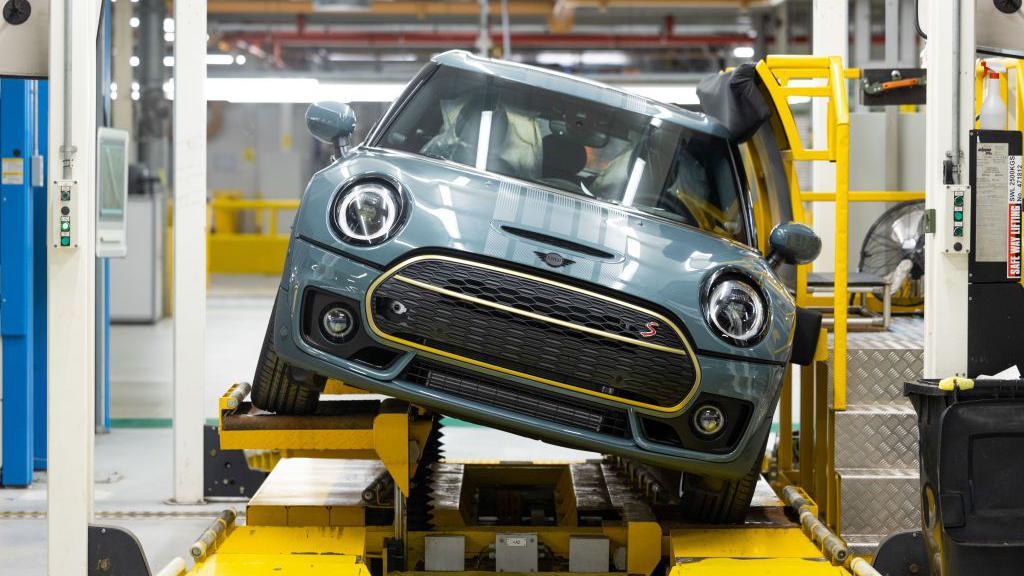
693,405,726,437
321,306,354,340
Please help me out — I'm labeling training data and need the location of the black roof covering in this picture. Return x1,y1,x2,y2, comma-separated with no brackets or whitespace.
696,63,773,144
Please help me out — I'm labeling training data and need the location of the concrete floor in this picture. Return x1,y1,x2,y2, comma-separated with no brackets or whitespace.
0,275,596,575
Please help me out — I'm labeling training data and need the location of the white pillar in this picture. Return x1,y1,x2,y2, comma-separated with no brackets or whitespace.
111,0,134,143
923,0,974,378
172,0,207,504
811,0,848,272
47,0,99,573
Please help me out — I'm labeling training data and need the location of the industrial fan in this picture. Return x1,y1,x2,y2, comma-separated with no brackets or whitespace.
858,200,926,308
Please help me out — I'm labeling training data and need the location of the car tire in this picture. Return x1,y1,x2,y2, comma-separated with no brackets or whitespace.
678,438,767,524
251,305,324,415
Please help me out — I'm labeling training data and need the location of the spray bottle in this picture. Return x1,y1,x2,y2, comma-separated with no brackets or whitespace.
979,60,1008,130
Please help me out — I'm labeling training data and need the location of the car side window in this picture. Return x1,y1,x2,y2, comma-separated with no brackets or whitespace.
655,132,747,244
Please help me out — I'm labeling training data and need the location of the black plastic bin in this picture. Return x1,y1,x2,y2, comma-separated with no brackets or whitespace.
904,379,1024,576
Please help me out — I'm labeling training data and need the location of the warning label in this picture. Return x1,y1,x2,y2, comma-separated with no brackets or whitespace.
1,157,24,185
1009,154,1022,279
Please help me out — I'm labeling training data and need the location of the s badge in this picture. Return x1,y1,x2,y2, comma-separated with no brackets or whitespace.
639,321,659,338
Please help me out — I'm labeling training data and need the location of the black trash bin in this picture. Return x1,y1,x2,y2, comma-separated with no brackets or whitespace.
904,379,1024,576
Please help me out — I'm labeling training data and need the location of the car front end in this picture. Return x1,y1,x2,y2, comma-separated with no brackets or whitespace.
263,50,799,483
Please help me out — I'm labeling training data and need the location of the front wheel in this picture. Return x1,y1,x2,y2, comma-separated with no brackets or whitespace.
251,305,325,415
677,438,767,524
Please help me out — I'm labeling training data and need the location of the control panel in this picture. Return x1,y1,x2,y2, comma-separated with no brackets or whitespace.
53,179,78,248
946,183,971,254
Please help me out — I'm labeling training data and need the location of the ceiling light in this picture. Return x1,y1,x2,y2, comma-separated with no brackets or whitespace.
235,54,247,65
129,16,139,28
163,18,174,33
205,78,406,103
580,51,629,66
535,51,580,67
733,46,755,59
206,54,234,66
618,85,699,105
129,56,140,67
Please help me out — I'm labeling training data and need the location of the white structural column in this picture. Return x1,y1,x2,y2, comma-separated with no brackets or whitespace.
47,0,100,573
810,0,848,272
111,0,134,136
923,0,974,378
172,0,207,504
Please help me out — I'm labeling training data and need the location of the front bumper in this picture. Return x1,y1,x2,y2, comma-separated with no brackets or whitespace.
273,237,784,479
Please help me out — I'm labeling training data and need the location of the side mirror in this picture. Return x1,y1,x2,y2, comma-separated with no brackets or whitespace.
768,222,821,267
306,101,356,154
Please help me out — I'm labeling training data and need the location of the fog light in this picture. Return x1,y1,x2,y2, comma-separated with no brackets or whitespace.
321,306,354,340
693,405,726,437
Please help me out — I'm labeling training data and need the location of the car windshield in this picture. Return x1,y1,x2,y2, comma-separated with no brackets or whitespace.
378,65,747,243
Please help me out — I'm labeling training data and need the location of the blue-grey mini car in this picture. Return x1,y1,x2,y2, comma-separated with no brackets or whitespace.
253,51,821,523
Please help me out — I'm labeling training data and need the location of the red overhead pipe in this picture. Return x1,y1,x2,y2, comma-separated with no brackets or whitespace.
220,29,758,49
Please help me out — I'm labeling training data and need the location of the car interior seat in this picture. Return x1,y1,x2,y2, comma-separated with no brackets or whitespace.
540,133,588,191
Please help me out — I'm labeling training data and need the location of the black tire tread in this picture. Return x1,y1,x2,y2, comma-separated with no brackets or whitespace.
251,308,322,415
678,439,767,524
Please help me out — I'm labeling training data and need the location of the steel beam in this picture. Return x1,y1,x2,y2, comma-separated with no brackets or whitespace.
810,0,848,274
172,0,208,505
47,0,100,572
923,0,974,378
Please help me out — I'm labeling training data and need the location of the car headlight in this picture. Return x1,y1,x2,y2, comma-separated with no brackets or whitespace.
332,179,404,245
702,271,768,347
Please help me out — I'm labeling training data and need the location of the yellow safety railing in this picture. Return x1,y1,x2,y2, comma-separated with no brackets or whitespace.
207,194,300,275
756,55,851,412
758,56,930,545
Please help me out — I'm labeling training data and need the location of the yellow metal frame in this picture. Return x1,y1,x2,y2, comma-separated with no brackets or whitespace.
207,195,299,275
363,253,703,414
755,55,852,415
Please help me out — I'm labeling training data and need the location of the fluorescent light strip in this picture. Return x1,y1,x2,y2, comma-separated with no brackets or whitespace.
204,78,699,105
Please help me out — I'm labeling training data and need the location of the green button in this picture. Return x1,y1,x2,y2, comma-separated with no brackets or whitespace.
954,226,963,237
954,196,964,207
953,210,964,222
60,236,70,246
61,221,70,231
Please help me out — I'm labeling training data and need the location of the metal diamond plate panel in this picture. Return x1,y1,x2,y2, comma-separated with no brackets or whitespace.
842,536,882,558
838,469,920,539
843,348,923,405
828,316,924,350
835,406,920,469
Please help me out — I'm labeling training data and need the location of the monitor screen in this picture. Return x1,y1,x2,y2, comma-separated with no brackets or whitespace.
98,136,127,220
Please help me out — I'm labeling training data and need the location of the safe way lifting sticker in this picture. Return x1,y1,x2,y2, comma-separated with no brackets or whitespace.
1009,154,1022,280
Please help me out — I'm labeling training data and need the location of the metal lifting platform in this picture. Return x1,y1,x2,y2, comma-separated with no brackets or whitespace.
164,382,875,576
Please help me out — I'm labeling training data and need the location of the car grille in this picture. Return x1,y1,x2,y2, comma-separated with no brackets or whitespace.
367,255,699,412
404,360,630,437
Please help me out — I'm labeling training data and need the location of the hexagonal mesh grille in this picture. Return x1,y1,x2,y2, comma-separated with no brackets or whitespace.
369,256,698,409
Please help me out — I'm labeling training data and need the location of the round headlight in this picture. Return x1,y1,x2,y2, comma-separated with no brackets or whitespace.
704,275,767,346
333,180,402,244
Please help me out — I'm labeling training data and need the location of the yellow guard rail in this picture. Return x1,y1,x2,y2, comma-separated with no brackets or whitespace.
207,195,299,275
756,55,852,411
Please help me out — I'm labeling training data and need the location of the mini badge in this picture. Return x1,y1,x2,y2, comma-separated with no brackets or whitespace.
535,251,575,268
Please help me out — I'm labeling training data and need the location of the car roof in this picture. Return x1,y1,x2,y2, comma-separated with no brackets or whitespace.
430,50,729,139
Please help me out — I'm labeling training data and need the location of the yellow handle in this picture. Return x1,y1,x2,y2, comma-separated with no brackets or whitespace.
938,376,975,391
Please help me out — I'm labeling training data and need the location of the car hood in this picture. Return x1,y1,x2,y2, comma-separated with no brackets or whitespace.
294,148,796,362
